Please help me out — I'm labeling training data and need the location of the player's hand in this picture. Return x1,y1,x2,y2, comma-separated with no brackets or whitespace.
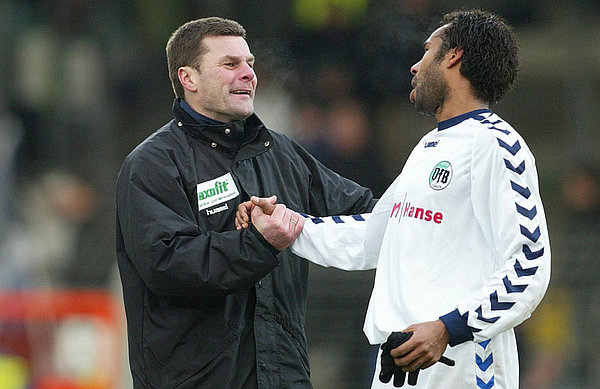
380,326,454,387
390,320,453,372
380,332,415,387
235,195,277,230
235,200,253,230
250,196,304,250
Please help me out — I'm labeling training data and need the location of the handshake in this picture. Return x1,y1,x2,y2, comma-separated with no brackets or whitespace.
236,196,304,250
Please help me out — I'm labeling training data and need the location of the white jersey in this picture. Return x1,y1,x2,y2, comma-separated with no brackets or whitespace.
291,109,550,389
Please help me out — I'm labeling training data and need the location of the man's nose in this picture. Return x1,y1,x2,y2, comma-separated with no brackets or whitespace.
240,62,255,80
410,61,420,75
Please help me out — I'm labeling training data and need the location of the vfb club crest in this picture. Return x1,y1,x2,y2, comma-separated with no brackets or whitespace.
429,161,452,190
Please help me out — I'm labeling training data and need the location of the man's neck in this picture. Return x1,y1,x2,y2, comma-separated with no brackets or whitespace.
436,103,489,123
180,99,225,125
435,74,489,122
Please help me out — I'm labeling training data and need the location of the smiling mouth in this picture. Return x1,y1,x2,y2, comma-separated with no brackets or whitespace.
231,90,251,96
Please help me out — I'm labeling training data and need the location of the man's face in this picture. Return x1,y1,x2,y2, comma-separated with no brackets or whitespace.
409,26,449,117
190,35,257,122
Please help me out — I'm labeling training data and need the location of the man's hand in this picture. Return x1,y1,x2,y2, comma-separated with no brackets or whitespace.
249,196,304,250
379,332,415,387
390,320,452,372
235,200,253,230
235,195,277,230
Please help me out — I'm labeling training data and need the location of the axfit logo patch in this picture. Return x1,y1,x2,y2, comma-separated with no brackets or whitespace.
429,161,452,190
198,181,229,200
197,172,239,211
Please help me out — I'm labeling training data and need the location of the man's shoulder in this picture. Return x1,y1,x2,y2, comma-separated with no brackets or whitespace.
467,111,517,133
455,112,517,142
122,121,182,168
262,126,294,143
264,128,311,158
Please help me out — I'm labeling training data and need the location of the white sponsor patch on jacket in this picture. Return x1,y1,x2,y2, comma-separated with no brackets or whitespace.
197,172,239,211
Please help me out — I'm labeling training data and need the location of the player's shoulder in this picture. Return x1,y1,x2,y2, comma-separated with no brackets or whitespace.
468,112,537,165
468,112,523,144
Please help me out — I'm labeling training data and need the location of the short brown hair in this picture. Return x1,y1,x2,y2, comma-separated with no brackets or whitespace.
166,17,246,98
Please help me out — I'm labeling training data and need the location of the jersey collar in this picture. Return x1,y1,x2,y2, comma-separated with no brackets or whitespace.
437,109,493,131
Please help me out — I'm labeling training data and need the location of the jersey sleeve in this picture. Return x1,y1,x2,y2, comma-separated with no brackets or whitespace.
291,174,400,270
440,125,551,346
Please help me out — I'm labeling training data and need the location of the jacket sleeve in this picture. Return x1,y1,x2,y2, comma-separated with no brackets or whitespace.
290,174,400,270
286,138,378,216
116,150,280,300
440,128,551,346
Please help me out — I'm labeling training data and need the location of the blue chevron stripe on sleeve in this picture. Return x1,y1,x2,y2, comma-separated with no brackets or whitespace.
497,139,521,156
490,291,515,311
520,225,541,242
479,340,491,349
477,376,495,389
476,354,494,372
331,216,344,223
475,306,500,323
310,217,324,224
482,119,502,126
504,159,525,174
489,125,510,135
522,245,544,260
503,275,528,293
510,181,531,198
514,259,538,277
469,324,482,333
516,204,537,220
352,214,366,221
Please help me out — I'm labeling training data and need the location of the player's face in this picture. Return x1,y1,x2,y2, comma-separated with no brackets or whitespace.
192,36,257,122
409,26,449,117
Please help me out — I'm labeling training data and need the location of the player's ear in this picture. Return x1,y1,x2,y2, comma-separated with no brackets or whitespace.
447,47,463,68
178,66,198,93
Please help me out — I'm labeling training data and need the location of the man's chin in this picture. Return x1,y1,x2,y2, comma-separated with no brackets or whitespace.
239,111,254,120
414,103,436,117
230,107,254,121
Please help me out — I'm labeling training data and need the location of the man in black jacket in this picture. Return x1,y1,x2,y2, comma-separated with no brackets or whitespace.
115,17,376,389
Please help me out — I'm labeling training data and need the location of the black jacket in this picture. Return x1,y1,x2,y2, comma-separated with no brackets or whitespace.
116,99,376,388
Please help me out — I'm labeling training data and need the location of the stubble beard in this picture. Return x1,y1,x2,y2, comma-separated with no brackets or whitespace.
414,65,449,117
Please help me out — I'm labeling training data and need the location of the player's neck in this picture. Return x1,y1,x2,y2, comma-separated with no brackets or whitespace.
435,95,489,123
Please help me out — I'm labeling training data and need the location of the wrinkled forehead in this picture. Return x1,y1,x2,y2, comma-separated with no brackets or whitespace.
202,35,252,56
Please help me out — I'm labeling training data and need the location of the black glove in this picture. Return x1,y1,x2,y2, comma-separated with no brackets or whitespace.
379,332,456,387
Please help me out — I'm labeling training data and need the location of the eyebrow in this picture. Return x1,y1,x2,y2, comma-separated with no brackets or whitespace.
221,54,255,63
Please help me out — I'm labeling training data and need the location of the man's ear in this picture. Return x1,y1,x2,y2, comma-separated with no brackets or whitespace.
447,47,464,69
178,66,198,93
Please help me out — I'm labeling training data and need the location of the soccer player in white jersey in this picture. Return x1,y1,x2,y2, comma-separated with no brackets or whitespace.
241,9,550,389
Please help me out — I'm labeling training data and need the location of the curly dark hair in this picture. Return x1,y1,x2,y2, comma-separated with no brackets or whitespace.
435,9,519,105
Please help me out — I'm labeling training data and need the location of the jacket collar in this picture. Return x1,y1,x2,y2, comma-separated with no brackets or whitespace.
172,98,265,154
